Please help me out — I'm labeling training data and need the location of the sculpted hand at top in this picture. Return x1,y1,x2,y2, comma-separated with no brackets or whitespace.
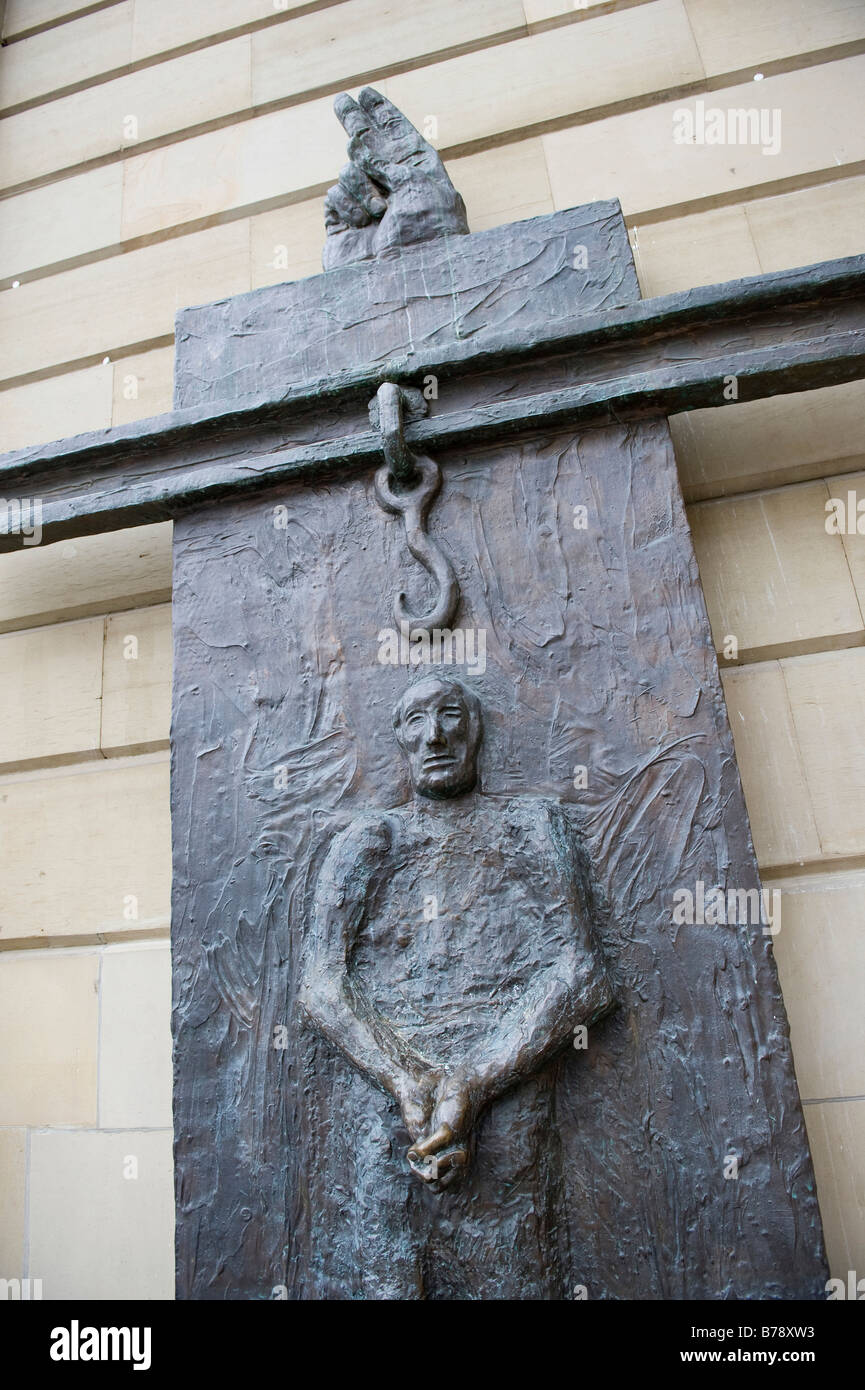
322,88,469,270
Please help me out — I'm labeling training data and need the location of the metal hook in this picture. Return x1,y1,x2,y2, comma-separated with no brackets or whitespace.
377,381,420,491
373,382,460,631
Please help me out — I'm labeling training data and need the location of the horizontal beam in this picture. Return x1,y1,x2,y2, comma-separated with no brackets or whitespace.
2,254,864,550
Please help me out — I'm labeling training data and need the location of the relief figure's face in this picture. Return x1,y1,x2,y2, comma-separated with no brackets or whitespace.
393,677,481,800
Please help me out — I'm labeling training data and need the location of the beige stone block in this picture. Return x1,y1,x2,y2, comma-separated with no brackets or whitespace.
0,617,105,772
543,58,865,218
0,3,132,110
720,662,821,868
101,605,172,755
120,96,344,240
99,942,172,1128
111,346,175,426
470,198,556,234
686,0,865,79
828,469,865,614
118,33,251,142
0,757,171,943
746,175,865,275
689,482,864,662
28,1128,174,1300
0,364,114,453
250,199,328,290
131,0,318,60
0,1128,27,1279
804,1099,865,1278
0,36,252,190
631,205,761,297
0,165,123,281
387,0,703,153
449,139,553,233
781,648,865,860
3,0,113,37
523,0,619,25
0,951,98,1124
632,175,865,298
252,0,526,107
0,220,249,382
773,876,865,1101
726,648,865,872
0,523,172,633
671,379,865,501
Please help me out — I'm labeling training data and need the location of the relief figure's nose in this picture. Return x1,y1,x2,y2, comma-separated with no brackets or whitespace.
425,714,446,746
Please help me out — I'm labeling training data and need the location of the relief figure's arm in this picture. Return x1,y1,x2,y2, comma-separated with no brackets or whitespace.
427,806,615,1147
467,942,614,1107
298,820,439,1129
417,942,614,1163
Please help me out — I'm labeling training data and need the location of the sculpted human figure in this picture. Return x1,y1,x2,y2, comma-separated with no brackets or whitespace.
299,675,615,1298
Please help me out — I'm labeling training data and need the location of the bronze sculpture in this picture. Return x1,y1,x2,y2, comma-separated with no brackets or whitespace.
322,88,469,270
1,87,824,1298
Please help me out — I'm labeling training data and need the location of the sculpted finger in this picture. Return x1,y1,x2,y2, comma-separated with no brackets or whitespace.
325,182,370,230
353,88,442,189
323,188,345,232
408,1123,453,1160
333,91,372,139
358,87,425,149
338,163,387,219
432,1083,474,1139
345,129,399,191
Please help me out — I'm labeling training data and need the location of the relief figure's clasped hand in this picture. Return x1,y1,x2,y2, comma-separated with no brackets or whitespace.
399,1066,480,1190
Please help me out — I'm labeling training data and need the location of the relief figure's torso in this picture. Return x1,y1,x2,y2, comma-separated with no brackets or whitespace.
349,797,578,1067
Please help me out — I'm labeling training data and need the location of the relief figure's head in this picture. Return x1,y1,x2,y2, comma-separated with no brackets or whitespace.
392,676,482,800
